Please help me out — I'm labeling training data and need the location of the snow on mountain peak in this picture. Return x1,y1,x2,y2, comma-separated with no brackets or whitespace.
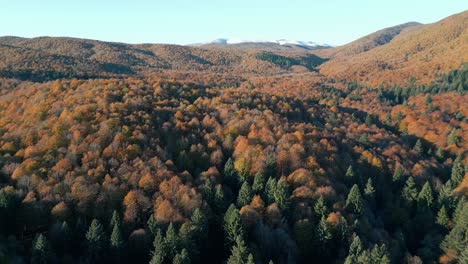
209,38,332,47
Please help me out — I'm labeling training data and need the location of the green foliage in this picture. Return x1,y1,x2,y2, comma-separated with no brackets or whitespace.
32,234,50,264
224,204,244,246
364,178,375,201
224,158,239,189
256,52,327,71
110,223,124,250
402,177,418,205
86,219,106,258
252,171,266,193
436,205,449,228
417,182,433,209
314,196,328,219
392,165,406,183
150,229,165,264
274,177,290,210
346,184,363,215
173,248,190,264
227,236,249,264
165,223,180,259
447,128,459,146
442,199,468,263
265,177,277,205
110,210,120,229
413,139,423,155
237,181,253,207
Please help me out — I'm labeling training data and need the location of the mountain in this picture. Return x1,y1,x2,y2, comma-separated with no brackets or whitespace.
0,37,305,80
318,11,468,86
197,38,332,51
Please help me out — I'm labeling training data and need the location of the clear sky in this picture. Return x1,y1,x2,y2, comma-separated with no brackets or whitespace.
0,0,466,46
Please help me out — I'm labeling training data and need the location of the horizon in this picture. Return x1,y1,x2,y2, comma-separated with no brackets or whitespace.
0,1,466,46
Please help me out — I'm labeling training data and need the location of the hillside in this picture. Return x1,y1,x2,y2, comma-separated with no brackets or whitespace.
0,37,330,81
319,11,468,86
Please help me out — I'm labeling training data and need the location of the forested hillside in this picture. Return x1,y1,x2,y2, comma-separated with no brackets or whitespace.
0,10,467,264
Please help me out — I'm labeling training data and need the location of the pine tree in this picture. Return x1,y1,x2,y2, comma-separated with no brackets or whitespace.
264,177,277,204
224,158,238,189
110,210,120,228
344,236,363,264
364,178,375,201
442,201,467,263
345,165,355,184
436,147,445,161
436,205,449,228
227,236,248,264
32,234,49,264
173,248,190,264
365,115,373,126
274,177,290,210
148,215,159,238
224,204,243,246
110,222,124,250
237,181,253,207
203,178,215,202
346,184,363,215
252,171,266,193
450,154,464,186
402,177,418,205
214,185,228,212
316,216,332,257
413,139,423,155
86,219,106,259
247,254,255,264
190,208,207,242
314,196,328,219
417,182,433,209
392,165,405,183
447,128,459,146
150,229,165,264
165,223,180,259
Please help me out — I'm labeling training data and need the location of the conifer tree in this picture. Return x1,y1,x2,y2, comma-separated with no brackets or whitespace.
110,222,124,250
224,158,238,189
237,181,253,207
413,139,423,155
417,182,433,209
252,171,266,193
314,196,328,219
173,248,190,264
165,223,180,259
32,234,50,264
346,184,363,215
436,205,449,228
274,177,290,210
402,177,418,205
224,204,243,246
227,236,248,264
150,229,165,264
86,219,106,259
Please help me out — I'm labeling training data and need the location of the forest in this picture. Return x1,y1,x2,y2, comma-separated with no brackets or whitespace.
0,61,466,264
0,10,467,264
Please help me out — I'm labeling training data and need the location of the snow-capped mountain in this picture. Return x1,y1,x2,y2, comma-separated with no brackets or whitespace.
207,38,332,48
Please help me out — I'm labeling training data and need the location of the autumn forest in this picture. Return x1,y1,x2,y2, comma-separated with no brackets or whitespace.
0,9,467,264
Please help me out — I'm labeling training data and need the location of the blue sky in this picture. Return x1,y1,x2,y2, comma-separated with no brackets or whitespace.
0,0,466,45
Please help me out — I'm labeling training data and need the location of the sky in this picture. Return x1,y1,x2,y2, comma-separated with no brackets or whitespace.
0,0,466,46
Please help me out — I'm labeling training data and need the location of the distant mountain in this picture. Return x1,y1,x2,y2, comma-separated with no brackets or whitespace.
0,36,327,81
318,11,468,86
195,38,332,51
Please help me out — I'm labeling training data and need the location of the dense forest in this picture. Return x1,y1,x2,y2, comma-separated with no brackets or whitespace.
0,10,467,264
0,61,466,263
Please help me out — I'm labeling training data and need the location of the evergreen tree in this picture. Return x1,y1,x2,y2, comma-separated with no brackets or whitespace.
32,234,50,264
436,205,449,228
150,229,165,264
442,200,468,263
224,204,243,246
364,178,375,202
264,177,277,204
274,177,290,210
110,210,120,228
316,216,332,257
110,222,124,250
265,154,277,178
392,165,405,183
344,236,363,264
173,248,190,264
224,158,238,189
402,177,418,205
413,139,423,155
214,185,228,212
447,128,459,146
314,196,328,219
345,165,355,184
247,253,255,264
147,215,159,238
365,115,373,126
346,184,363,215
417,182,433,209
86,219,106,259
203,178,215,203
436,147,445,161
190,208,208,242
165,223,180,259
227,236,248,264
252,171,266,193
237,181,253,207
450,154,464,186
